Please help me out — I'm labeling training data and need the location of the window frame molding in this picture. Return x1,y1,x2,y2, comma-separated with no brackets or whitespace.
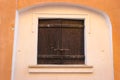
29,13,93,73
32,13,90,65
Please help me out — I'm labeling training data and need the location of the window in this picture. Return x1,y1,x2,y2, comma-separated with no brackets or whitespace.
37,19,85,64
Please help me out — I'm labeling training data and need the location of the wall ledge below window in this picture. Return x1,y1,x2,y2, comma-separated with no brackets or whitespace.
28,65,93,73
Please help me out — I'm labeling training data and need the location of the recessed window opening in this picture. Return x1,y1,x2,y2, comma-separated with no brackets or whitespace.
37,19,85,64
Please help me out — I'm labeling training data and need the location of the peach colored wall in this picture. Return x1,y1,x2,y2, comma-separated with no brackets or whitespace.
0,0,120,80
0,0,16,80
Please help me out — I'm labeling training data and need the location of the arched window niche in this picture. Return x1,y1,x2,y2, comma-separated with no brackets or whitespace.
12,3,114,80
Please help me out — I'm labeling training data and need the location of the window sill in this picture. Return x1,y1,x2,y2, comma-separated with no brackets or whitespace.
28,65,93,73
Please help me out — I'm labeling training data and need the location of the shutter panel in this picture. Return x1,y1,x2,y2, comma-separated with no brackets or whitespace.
61,19,84,64
37,19,85,64
37,19,62,64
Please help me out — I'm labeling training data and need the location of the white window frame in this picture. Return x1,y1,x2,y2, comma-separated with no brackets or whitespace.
28,13,93,73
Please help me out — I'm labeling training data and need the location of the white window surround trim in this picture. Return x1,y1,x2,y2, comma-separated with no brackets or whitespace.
32,13,90,64
28,13,93,73
11,3,114,80
28,65,93,73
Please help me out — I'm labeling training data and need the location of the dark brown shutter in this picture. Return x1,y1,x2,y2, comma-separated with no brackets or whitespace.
37,19,85,64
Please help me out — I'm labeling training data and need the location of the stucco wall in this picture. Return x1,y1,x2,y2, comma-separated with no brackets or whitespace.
0,0,16,80
0,0,120,80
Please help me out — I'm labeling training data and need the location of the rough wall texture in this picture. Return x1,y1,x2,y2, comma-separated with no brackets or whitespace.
0,0,16,80
0,0,120,80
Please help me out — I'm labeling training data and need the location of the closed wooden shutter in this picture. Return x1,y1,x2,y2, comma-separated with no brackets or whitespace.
37,19,85,64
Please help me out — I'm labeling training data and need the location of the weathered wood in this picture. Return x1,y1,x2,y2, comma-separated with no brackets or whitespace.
37,19,84,64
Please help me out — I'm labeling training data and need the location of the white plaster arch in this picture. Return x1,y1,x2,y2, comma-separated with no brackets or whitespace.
18,2,113,59
11,2,114,80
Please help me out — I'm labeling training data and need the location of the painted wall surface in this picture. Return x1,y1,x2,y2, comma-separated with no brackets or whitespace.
0,0,16,80
0,0,120,80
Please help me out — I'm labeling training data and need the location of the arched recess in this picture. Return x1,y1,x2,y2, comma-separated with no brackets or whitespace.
12,3,114,80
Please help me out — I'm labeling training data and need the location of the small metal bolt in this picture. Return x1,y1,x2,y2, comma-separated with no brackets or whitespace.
101,50,104,52
47,24,50,27
32,31,34,33
18,50,21,52
88,32,91,34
